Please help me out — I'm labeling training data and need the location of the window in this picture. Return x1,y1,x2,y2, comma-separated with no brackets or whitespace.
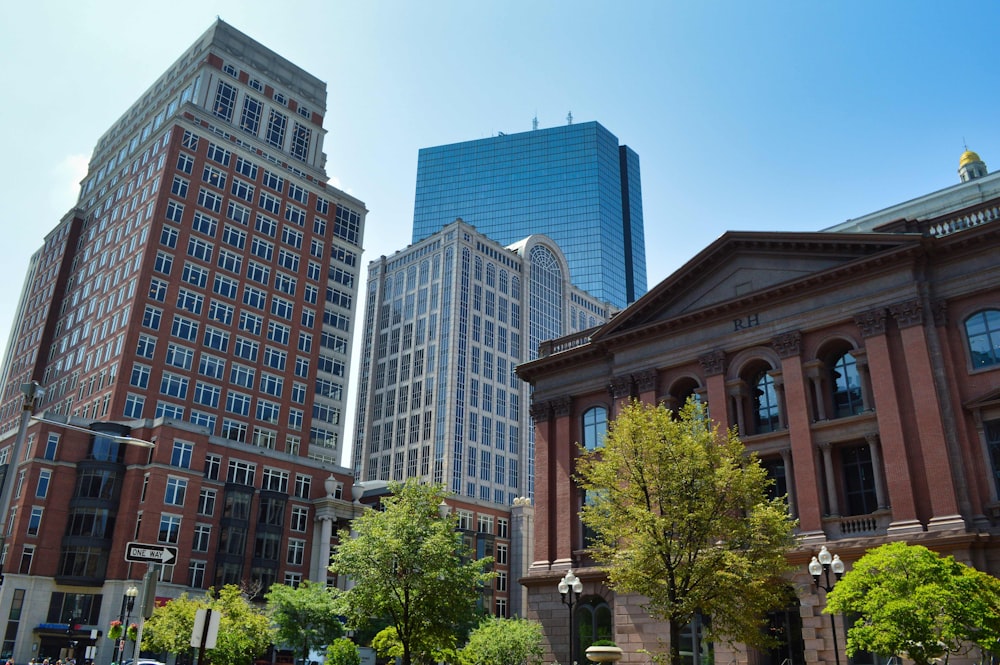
160,227,178,249
966,309,1000,368
197,188,223,213
290,506,308,532
265,110,287,148
290,122,311,161
190,560,207,588
262,468,289,492
294,474,311,499
164,477,187,506
251,237,274,261
154,251,173,275
158,514,181,543
223,224,247,249
202,164,226,190
171,441,194,468
213,274,239,300
240,96,262,135
192,524,211,552
136,334,156,359
160,372,189,399
226,391,252,417
582,406,607,450
176,289,204,316
27,507,43,536
206,142,231,166
209,300,235,325
753,369,780,434
204,454,222,480
213,81,237,121
124,394,145,418
227,460,256,486
247,260,271,286
198,489,216,516
171,315,199,342
171,176,189,198
182,262,209,288
36,470,51,499
831,351,863,418
287,539,305,566
176,153,194,174
842,443,878,516
256,214,277,237
130,363,151,389
199,354,226,380
231,177,255,202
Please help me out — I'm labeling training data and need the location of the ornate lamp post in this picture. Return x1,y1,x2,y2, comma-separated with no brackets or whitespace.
115,584,139,664
809,545,845,665
558,569,583,665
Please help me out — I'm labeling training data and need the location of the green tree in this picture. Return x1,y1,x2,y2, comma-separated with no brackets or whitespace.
330,479,494,665
142,585,275,665
825,542,1000,665
266,580,344,664
459,617,545,665
576,399,797,665
326,637,361,665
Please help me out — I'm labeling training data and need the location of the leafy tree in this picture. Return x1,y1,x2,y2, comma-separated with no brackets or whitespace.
142,585,275,665
825,542,1000,665
266,580,344,664
326,637,361,665
459,616,545,665
330,479,494,665
576,399,797,665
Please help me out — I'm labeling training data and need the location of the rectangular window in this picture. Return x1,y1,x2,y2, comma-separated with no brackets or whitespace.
226,391,252,417
182,262,209,288
287,539,305,566
240,96,262,135
164,477,187,506
204,454,222,480
198,488,217,516
294,474,311,499
171,441,193,468
197,188,223,213
222,224,247,249
206,142,231,166
171,315,199,342
213,81,237,122
199,354,226,380
27,507,43,536
265,111,287,149
213,274,239,299
187,233,215,261
208,300,235,325
265,347,288,370
259,191,281,215
290,122,311,161
255,213,277,237
158,514,181,544
227,460,256,486
192,524,212,552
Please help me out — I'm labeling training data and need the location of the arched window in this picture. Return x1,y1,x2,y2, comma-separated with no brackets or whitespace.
582,406,608,451
966,309,1000,368
576,596,613,655
753,370,780,433
830,351,863,418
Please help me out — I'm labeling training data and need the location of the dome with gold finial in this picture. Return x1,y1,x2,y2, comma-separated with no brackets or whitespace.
959,150,982,169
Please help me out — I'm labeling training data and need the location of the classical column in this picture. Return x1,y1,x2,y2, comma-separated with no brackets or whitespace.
315,515,334,583
779,447,798,520
699,350,730,430
803,360,826,421
529,400,554,570
888,300,962,528
772,331,823,535
727,380,748,435
551,396,575,566
854,307,920,533
608,375,633,416
633,368,658,404
852,349,874,412
818,441,840,517
864,433,889,510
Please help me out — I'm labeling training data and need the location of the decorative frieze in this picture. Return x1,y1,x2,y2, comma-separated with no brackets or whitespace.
529,401,551,423
698,349,727,376
551,395,573,418
854,308,888,338
608,375,633,400
771,331,803,358
931,299,948,327
632,368,658,394
889,298,924,329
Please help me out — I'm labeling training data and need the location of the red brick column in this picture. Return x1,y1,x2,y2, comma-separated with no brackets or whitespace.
699,350,731,431
773,331,824,536
529,400,555,569
551,396,575,566
889,300,962,528
855,308,921,533
634,368,659,405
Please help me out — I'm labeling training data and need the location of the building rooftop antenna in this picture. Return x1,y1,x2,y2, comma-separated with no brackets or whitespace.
566,111,573,125
533,114,538,131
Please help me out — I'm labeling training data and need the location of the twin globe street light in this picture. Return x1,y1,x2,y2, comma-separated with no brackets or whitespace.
115,584,139,665
809,545,845,665
558,569,583,665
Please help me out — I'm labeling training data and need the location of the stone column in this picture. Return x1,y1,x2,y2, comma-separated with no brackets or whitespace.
315,515,334,583
779,447,798,520
864,433,889,510
818,441,839,517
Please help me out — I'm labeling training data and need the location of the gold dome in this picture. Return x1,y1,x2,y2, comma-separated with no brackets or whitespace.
960,150,982,168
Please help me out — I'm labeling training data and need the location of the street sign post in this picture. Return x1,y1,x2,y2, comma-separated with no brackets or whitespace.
124,541,178,564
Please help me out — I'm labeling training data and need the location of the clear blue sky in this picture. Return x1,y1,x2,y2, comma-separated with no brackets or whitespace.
1,1,997,406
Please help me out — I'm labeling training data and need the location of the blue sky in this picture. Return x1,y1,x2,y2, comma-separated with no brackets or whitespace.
1,0,997,392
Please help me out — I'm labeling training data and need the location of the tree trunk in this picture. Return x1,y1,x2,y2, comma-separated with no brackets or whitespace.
669,620,683,665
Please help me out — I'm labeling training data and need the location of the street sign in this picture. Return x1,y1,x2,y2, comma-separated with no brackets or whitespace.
125,541,178,564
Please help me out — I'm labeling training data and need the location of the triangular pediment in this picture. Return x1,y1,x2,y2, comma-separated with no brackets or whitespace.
595,230,920,340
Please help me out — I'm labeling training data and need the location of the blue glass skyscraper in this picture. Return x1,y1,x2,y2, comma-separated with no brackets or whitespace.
412,121,646,308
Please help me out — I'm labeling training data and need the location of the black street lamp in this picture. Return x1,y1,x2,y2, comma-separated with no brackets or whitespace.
809,545,845,665
115,585,138,665
558,569,583,665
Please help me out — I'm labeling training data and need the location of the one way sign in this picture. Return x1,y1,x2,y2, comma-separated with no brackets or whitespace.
125,541,178,564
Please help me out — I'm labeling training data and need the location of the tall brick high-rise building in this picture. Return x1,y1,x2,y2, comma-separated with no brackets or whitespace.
0,20,365,664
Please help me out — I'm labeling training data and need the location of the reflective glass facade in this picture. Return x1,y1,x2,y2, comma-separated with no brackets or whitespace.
412,122,646,308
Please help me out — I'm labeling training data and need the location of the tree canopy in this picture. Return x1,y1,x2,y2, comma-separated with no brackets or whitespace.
330,480,494,665
142,585,274,665
576,399,797,665
266,580,344,664
825,542,1000,665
